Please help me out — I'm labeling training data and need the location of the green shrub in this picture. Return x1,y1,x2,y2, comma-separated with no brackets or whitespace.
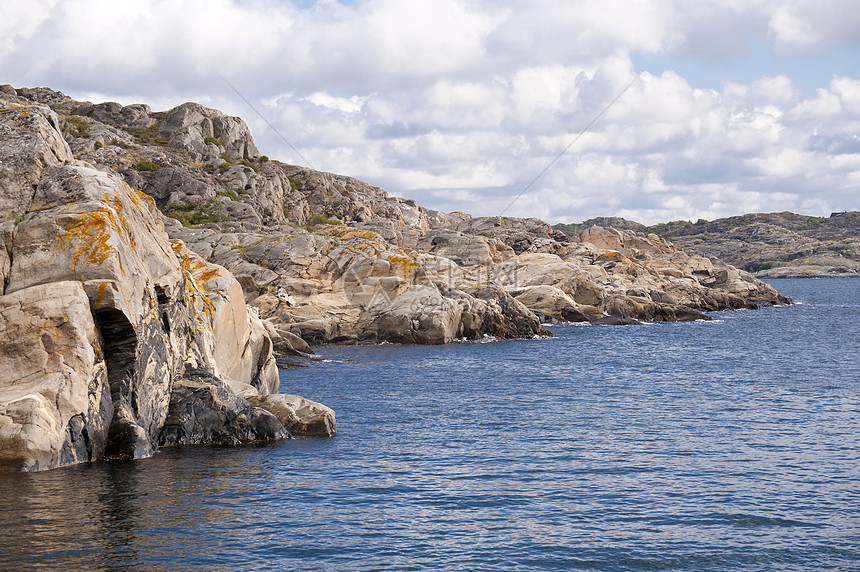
259,155,269,163
62,116,91,138
134,122,165,145
204,136,224,146
239,159,258,172
134,160,161,172
303,212,338,231
164,198,229,227
216,189,239,201
287,177,298,191
14,214,24,226
219,162,233,173
93,140,103,151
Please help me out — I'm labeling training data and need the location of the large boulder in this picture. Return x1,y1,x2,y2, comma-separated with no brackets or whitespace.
0,99,333,471
159,369,286,446
249,393,336,437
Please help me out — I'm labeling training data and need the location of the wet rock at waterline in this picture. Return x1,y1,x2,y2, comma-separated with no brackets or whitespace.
249,394,337,438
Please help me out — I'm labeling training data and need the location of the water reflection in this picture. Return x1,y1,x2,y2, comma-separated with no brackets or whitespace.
0,445,296,569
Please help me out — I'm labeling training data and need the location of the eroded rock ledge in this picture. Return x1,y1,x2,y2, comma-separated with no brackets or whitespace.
0,99,334,473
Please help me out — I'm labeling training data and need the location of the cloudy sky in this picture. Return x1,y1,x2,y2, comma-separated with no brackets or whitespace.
2,0,859,224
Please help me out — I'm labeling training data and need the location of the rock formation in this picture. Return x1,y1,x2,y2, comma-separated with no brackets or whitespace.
0,94,334,473
3,86,790,347
557,213,860,278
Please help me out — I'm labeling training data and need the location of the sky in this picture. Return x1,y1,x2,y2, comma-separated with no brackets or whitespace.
1,0,859,225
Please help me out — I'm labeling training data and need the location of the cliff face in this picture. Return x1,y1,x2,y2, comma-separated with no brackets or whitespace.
557,213,860,278
0,94,334,473
1,86,791,352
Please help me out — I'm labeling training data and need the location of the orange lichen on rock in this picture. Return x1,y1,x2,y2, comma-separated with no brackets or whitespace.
195,267,223,285
95,281,110,307
595,250,623,263
330,227,381,242
169,241,218,326
55,208,130,273
386,253,418,278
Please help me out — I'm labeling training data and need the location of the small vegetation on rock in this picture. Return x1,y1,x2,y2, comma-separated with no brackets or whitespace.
62,116,91,138
240,159,259,172
218,152,235,173
164,198,229,227
204,136,224,146
134,160,161,172
303,212,338,231
216,189,238,201
93,141,103,151
134,122,167,145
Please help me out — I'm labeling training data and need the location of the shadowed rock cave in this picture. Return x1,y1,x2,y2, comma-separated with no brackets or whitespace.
93,308,138,389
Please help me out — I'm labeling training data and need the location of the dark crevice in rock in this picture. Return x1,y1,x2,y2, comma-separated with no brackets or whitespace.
154,285,171,334
94,308,137,389
3,233,12,296
94,308,149,459
60,414,89,465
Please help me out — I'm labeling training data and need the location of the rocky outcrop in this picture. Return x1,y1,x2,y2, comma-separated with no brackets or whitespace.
557,213,860,278
3,86,791,352
3,85,799,465
159,369,286,446
0,97,334,472
0,282,111,471
249,394,336,438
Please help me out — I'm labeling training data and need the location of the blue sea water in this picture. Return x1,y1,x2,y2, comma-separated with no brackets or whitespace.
0,278,858,571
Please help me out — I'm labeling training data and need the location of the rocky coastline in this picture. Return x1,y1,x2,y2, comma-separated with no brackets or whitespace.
0,86,791,471
556,213,860,278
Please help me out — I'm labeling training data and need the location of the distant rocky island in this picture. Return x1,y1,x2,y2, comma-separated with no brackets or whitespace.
0,85,790,472
555,212,860,278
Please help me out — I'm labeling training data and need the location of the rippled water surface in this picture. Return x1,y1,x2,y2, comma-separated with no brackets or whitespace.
1,278,859,571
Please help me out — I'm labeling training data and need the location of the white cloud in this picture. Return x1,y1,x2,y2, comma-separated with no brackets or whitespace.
768,0,860,53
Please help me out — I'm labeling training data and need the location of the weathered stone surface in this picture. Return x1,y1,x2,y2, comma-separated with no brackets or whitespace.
159,369,286,446
0,94,333,471
559,213,860,278
0,282,111,471
250,393,336,437
160,102,260,162
0,104,72,221
510,285,591,323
